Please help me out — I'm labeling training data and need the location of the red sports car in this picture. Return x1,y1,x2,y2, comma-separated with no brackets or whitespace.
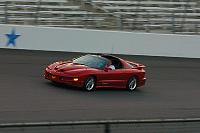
44,54,146,91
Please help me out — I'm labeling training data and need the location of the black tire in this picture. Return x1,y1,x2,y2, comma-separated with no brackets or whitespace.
84,76,96,91
127,77,137,91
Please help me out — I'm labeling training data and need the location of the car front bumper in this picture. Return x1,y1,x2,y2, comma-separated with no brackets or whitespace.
44,69,83,87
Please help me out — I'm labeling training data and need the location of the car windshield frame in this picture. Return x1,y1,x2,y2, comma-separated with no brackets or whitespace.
73,55,109,70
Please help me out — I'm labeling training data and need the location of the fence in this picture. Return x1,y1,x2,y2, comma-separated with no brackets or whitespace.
1,118,200,133
0,0,200,34
0,0,117,30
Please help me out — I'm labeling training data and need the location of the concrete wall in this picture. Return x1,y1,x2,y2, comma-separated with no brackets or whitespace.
0,24,200,58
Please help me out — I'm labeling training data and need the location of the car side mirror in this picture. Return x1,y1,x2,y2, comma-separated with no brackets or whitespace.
104,66,112,72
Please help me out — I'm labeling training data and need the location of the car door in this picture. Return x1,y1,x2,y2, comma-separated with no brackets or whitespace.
97,69,128,87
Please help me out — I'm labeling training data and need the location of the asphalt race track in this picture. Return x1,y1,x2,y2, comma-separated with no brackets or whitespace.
0,49,200,132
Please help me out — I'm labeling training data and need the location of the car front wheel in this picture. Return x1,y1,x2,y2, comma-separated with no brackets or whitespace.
84,76,96,91
127,77,137,91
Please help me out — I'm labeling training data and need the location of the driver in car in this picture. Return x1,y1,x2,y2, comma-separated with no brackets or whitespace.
108,60,115,70
108,65,115,70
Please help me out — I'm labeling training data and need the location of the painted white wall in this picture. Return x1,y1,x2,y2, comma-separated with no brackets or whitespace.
0,24,200,58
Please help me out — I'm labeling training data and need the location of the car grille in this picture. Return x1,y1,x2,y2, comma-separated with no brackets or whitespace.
46,72,71,81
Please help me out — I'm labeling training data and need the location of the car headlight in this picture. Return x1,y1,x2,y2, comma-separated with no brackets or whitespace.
73,78,79,81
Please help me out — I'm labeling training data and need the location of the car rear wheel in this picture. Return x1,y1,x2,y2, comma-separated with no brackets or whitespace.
127,77,137,91
84,76,96,91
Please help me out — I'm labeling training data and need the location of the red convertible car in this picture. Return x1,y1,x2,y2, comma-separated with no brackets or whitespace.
44,54,146,91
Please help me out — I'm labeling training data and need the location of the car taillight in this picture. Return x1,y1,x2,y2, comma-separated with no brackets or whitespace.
137,64,145,70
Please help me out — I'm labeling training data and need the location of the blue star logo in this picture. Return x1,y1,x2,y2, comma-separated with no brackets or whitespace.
5,29,21,46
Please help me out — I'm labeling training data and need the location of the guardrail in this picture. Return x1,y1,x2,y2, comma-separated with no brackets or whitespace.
1,118,200,133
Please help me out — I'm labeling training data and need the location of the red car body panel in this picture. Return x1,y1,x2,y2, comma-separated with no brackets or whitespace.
44,55,146,89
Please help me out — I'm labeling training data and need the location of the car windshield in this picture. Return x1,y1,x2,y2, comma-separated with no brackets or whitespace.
73,55,108,69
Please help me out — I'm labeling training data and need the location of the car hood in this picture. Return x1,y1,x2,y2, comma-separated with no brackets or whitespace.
48,61,89,72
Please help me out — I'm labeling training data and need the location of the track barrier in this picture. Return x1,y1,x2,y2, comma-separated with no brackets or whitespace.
1,118,200,133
